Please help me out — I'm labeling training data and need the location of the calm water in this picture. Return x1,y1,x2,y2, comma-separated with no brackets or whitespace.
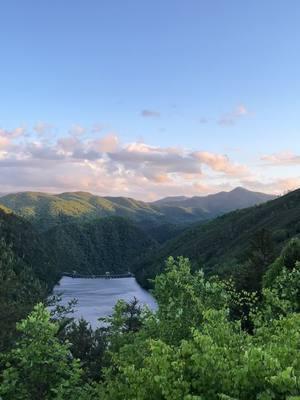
53,276,157,327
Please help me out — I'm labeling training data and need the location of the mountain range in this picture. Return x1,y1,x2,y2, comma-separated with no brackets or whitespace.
0,187,275,231
3,185,293,290
135,187,300,287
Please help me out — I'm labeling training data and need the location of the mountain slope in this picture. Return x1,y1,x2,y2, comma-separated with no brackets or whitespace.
44,217,158,275
153,187,275,211
0,188,275,231
136,188,300,287
0,192,163,231
0,208,58,286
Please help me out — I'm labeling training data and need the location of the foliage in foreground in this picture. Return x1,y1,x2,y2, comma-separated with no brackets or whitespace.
1,239,300,399
0,304,96,400
98,253,300,400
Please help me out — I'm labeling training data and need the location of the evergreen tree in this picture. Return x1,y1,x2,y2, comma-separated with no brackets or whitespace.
0,304,95,400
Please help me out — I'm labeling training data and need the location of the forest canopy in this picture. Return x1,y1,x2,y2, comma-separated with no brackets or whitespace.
1,240,300,399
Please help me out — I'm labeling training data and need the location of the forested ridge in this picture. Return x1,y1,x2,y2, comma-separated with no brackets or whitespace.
135,187,300,288
0,187,274,231
44,217,158,275
0,209,59,285
1,188,300,398
0,209,59,351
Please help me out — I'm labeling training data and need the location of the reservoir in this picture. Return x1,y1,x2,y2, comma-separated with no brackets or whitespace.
53,276,157,328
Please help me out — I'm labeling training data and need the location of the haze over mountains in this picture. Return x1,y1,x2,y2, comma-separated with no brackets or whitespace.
0,187,275,231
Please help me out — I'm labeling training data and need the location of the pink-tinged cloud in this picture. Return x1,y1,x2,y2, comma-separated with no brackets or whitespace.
235,104,248,116
0,123,294,199
261,151,300,166
242,177,300,195
192,151,249,176
152,174,173,184
57,135,81,153
91,133,119,152
0,127,26,149
0,135,10,149
0,127,26,139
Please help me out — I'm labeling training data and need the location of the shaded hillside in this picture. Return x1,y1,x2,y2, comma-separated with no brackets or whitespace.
0,209,58,286
153,187,275,213
140,222,188,244
0,188,275,232
44,217,158,275
136,188,300,287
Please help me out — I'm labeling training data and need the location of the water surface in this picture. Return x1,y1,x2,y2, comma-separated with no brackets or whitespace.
53,276,157,327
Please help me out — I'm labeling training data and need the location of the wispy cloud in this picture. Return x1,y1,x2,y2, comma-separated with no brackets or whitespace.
33,122,53,135
68,124,86,136
242,177,300,195
91,123,105,133
218,104,249,126
0,127,26,149
141,109,161,118
261,151,300,166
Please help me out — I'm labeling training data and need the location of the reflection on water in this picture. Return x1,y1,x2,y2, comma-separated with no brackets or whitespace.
53,276,157,328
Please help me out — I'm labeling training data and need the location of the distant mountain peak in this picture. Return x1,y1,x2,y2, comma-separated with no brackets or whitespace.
0,187,276,230
230,186,249,193
153,187,275,206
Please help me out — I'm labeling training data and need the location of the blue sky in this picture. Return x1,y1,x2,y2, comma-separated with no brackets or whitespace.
1,1,300,199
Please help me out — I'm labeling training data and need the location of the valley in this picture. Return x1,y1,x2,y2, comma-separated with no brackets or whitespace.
1,186,300,399
0,187,283,287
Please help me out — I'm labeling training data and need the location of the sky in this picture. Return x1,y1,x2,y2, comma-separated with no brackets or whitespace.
1,0,300,200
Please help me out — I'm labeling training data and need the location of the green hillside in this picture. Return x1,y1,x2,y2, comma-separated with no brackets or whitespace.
0,192,162,231
136,188,300,287
0,208,58,286
0,209,59,350
0,188,275,232
44,216,158,275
